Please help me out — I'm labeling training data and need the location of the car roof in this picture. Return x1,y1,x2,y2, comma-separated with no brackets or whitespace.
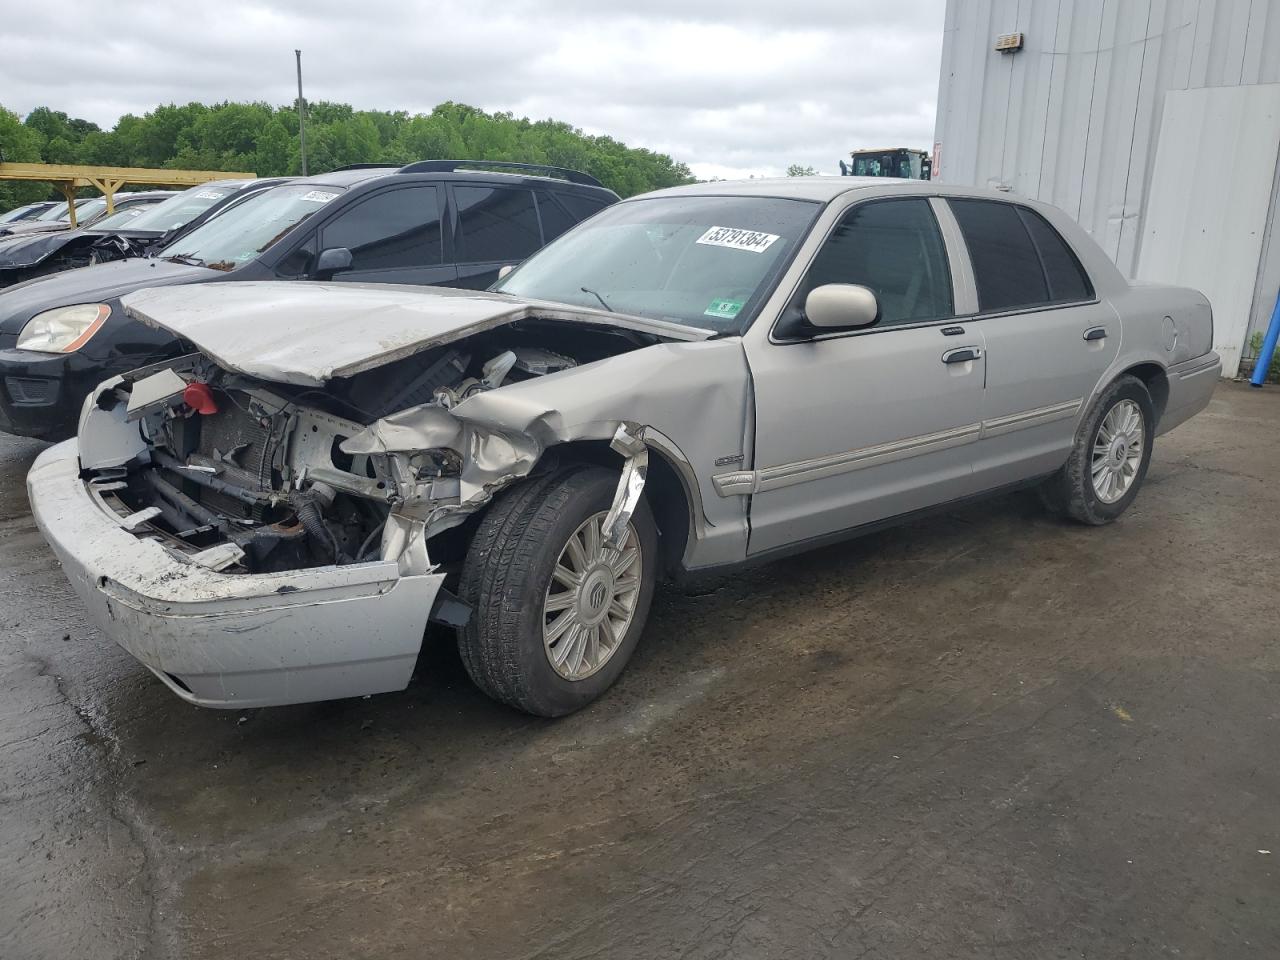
636,176,1045,205
113,191,177,203
296,165,614,196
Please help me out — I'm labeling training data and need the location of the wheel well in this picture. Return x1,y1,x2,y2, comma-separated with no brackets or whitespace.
547,438,691,579
1120,363,1169,426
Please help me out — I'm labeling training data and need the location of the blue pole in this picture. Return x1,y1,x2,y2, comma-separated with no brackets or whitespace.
1250,290,1280,387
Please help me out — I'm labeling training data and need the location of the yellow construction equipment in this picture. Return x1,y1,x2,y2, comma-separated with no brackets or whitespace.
0,163,254,226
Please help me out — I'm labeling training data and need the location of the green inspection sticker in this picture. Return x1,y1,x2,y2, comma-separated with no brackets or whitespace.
704,298,744,320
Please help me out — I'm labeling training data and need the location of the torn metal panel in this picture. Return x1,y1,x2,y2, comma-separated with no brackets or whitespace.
448,340,754,568
334,339,753,567
77,377,147,471
121,282,712,387
602,423,648,547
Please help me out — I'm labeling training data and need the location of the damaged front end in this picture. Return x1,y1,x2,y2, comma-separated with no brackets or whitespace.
78,326,651,585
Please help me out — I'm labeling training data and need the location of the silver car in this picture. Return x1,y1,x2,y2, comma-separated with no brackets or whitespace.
28,178,1220,715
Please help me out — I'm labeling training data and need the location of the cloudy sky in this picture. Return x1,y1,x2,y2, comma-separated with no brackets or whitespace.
0,0,947,179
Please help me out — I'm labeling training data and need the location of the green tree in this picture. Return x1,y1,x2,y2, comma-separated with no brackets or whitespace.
786,164,817,177
1,99,697,210
0,105,48,208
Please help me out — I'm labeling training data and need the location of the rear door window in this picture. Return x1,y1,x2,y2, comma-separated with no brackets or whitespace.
455,185,541,262
948,199,1093,312
319,185,443,270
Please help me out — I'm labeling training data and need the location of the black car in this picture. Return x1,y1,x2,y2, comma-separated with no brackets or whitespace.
0,179,290,288
0,160,618,440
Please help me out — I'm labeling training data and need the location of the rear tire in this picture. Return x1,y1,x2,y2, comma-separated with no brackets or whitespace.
458,465,658,716
1039,375,1154,525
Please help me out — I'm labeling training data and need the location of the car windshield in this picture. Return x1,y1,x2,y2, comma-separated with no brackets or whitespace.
493,195,821,333
121,184,240,233
160,184,345,271
0,205,40,224
74,198,110,223
91,203,161,230
35,202,83,222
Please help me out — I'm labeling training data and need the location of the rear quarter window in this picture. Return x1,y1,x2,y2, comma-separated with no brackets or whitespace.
949,198,1093,313
1018,207,1094,303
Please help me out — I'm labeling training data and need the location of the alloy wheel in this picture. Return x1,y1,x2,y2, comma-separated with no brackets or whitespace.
542,511,643,681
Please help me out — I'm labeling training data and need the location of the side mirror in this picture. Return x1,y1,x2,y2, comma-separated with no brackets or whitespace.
804,283,879,330
312,247,353,280
497,264,516,280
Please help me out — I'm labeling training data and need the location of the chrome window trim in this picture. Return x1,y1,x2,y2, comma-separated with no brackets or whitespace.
930,197,978,315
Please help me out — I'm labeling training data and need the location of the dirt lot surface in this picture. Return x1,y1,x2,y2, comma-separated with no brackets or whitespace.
1,382,1277,959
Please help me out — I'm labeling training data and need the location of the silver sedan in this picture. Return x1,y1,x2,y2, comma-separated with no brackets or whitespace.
29,177,1219,715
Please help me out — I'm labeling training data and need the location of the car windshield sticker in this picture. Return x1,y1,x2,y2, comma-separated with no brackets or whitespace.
696,226,780,254
194,191,227,200
300,190,340,203
704,298,744,320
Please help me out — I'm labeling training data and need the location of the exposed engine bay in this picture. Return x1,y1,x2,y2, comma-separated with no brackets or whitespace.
82,319,651,576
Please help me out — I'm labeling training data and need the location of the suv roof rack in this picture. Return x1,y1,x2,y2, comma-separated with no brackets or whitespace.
330,163,398,172
395,159,604,188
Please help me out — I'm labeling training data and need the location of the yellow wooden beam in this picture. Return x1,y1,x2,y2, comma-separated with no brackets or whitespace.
52,182,78,227
0,162,253,189
85,176,131,212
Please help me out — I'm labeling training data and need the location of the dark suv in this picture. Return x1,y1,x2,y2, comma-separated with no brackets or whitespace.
0,161,618,440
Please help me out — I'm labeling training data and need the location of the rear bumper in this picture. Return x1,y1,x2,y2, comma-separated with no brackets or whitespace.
27,440,444,708
1158,352,1222,436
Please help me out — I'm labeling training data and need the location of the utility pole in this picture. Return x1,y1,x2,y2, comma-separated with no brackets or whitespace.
295,49,307,176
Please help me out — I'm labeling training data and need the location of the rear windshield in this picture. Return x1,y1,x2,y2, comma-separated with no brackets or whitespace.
160,184,345,271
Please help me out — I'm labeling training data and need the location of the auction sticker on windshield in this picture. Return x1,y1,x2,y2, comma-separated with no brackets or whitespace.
696,226,780,253
301,191,340,203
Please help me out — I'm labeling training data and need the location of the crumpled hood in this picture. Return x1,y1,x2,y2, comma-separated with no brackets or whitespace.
0,228,83,269
121,282,712,387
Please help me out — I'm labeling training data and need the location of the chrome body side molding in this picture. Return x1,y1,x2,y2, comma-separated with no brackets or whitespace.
713,398,1084,496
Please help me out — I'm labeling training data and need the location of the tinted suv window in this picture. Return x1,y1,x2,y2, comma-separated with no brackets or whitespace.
557,194,610,222
536,192,577,244
320,186,442,270
949,199,1093,312
800,198,953,326
456,185,541,262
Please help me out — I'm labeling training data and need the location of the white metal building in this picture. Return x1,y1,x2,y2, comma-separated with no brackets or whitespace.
933,0,1280,375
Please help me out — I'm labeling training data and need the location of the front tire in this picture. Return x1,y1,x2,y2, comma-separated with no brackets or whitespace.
1040,375,1155,525
458,465,658,716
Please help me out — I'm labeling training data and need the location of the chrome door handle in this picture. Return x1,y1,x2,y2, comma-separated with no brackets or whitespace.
1084,327,1107,341
942,346,983,364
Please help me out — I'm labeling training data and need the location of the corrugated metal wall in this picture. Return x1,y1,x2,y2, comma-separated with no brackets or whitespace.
934,0,1280,296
